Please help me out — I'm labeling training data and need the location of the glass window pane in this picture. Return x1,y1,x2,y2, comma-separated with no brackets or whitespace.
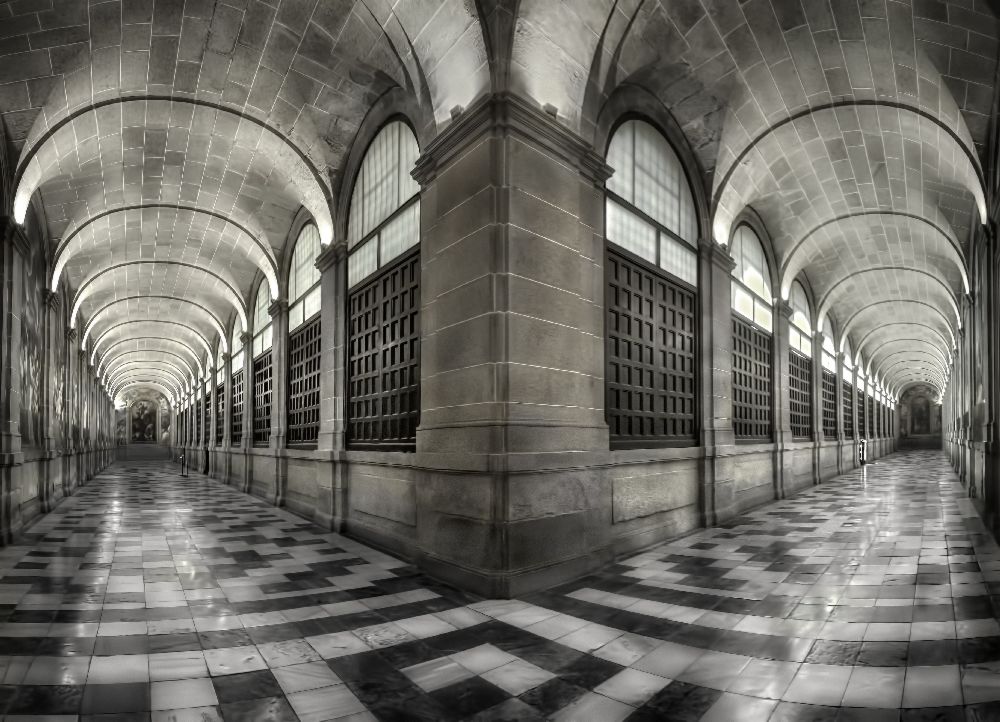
754,299,773,332
606,199,656,264
262,325,272,352
349,237,378,288
380,202,420,265
606,120,697,246
660,233,697,286
253,284,271,334
347,121,420,249
732,284,754,322
289,224,321,304
288,300,304,332
303,286,321,321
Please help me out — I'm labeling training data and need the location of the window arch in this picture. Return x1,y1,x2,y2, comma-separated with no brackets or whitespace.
730,224,772,331
730,224,773,441
287,223,322,447
604,118,699,447
215,340,225,445
288,223,321,331
787,280,813,439
606,118,698,285
347,120,421,288
789,281,812,355
346,119,422,449
230,321,244,446
251,281,272,446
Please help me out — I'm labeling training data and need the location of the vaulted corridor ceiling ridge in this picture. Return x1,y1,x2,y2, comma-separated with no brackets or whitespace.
2,0,995,403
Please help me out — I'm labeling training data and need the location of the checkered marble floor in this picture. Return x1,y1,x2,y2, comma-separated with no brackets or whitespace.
0,452,996,721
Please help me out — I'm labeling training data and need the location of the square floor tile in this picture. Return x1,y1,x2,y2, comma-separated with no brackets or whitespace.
594,667,670,706
481,658,555,696
257,638,322,668
204,646,267,676
149,650,208,681
272,660,342,694
88,654,150,684
151,676,219,710
287,682,366,722
403,656,474,692
902,664,963,708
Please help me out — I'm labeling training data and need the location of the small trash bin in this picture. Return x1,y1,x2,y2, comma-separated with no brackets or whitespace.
858,439,867,466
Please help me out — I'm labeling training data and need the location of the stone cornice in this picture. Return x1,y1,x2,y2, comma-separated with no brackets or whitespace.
413,92,612,187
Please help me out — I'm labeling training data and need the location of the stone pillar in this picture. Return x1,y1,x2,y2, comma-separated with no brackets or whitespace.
268,299,289,507
811,331,824,484
76,350,87,485
410,93,611,595
221,352,231,481
0,217,26,542
315,243,347,530
835,351,845,474
772,300,793,499
64,328,77,493
40,290,62,510
699,241,736,525
240,332,253,494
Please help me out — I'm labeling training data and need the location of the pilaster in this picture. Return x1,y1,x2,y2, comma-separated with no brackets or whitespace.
811,331,824,485
772,300,793,499
268,299,289,507
316,242,346,530
699,240,736,525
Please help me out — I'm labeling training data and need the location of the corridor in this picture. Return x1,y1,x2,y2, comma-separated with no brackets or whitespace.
0,452,994,721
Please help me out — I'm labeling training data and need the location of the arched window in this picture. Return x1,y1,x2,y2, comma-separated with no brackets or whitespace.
215,341,225,445
788,280,812,439
604,118,699,447
230,322,244,446
730,224,773,441
842,337,854,440
606,119,698,284
730,224,772,331
346,120,421,449
287,224,322,447
856,356,868,439
821,327,837,440
347,120,420,287
251,283,272,446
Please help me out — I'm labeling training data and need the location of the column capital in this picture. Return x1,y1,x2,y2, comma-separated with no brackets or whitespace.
65,327,77,343
774,299,793,321
42,289,60,310
701,239,736,273
316,241,346,272
240,332,252,346
1,215,29,257
413,91,612,187
268,298,288,318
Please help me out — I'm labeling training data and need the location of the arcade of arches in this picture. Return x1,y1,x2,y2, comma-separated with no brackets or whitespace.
1,1,1000,717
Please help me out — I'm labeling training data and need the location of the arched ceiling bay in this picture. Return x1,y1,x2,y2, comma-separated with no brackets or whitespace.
0,0,489,402
512,0,997,396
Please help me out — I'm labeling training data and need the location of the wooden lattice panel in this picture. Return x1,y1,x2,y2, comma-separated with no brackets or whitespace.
843,381,854,439
788,350,812,439
252,352,272,446
821,370,837,440
732,317,772,441
231,370,244,446
215,383,224,445
605,248,697,448
347,249,420,449
287,316,322,446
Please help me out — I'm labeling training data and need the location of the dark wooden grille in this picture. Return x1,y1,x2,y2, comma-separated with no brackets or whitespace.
867,396,875,438
822,370,837,440
215,383,224,445
347,249,420,449
732,316,772,441
843,381,854,439
231,370,244,446
288,316,322,446
203,392,210,445
605,248,697,447
788,350,812,439
253,352,272,446
858,389,867,438
195,398,202,441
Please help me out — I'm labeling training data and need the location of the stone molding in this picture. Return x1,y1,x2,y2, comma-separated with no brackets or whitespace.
413,92,612,187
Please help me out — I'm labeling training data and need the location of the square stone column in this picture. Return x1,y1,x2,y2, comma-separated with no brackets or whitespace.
0,218,26,542
267,299,289,507
835,351,846,474
221,352,232,478
410,93,611,595
772,300,793,499
811,331,824,484
699,242,736,524
315,243,347,530
240,332,253,493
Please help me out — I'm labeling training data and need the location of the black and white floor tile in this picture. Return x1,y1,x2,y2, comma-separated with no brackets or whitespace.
0,451,997,720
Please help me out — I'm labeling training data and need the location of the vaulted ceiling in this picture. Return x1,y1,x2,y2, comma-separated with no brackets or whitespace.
1,0,995,402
